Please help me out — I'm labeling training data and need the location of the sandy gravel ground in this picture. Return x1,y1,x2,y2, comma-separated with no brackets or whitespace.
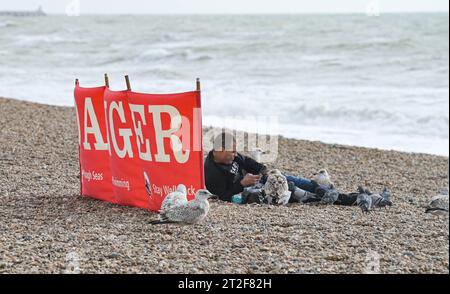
0,97,448,273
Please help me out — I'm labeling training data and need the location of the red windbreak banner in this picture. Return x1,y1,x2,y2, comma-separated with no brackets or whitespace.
74,85,205,212
126,90,205,211
74,85,115,203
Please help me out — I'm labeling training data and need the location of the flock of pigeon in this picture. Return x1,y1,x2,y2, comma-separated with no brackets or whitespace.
150,169,449,225
355,186,393,213
263,168,392,212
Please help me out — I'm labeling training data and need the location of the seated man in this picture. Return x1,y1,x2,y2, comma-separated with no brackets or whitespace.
204,132,265,202
204,132,343,203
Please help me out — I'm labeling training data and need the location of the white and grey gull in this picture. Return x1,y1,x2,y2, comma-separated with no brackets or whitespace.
150,188,216,225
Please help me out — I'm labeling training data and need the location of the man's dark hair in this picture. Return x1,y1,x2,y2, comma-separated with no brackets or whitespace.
213,132,236,151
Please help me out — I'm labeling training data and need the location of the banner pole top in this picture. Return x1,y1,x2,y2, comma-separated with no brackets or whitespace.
196,78,201,91
75,78,79,86
125,75,131,91
104,73,110,88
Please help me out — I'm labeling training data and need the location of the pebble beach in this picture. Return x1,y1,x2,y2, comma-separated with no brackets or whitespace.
0,97,448,274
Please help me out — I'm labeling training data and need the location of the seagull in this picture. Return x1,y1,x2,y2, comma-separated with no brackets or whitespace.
264,169,290,205
249,148,263,163
312,169,333,188
425,187,449,215
150,189,216,225
160,184,188,212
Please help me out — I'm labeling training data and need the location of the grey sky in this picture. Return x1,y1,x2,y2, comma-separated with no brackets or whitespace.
1,0,449,14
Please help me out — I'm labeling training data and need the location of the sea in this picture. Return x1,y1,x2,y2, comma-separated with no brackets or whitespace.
0,13,448,156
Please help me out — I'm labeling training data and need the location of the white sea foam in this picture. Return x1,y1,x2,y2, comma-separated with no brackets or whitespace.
0,14,448,156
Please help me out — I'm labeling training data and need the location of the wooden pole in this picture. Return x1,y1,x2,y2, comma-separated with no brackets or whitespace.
196,78,201,91
125,75,131,91
104,73,109,88
75,78,79,86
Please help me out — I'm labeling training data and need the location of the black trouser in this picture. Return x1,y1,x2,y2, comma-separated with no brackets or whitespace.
335,193,358,206
293,191,359,206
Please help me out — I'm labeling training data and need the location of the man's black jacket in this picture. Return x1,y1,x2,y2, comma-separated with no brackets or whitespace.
204,150,266,202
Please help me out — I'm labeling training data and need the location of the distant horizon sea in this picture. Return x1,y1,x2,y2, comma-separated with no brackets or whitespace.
0,13,448,156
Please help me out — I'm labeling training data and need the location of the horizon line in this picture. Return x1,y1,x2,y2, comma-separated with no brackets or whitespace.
38,11,450,16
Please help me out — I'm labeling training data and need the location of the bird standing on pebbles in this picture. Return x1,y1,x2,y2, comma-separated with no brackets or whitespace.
357,186,373,213
249,148,263,163
150,189,216,225
312,169,333,187
370,187,392,209
160,184,188,212
425,187,449,215
320,188,339,205
264,169,291,205
288,181,319,203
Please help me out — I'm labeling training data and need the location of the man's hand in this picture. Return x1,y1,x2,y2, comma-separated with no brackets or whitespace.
240,173,261,187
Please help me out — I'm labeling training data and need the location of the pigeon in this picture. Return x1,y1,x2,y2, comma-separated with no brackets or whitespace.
150,189,216,225
370,193,393,209
357,186,373,213
264,169,290,205
160,184,188,212
425,188,449,215
320,188,340,205
288,181,319,203
361,187,392,209
355,186,392,212
380,187,391,202
242,183,265,204
312,169,333,188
